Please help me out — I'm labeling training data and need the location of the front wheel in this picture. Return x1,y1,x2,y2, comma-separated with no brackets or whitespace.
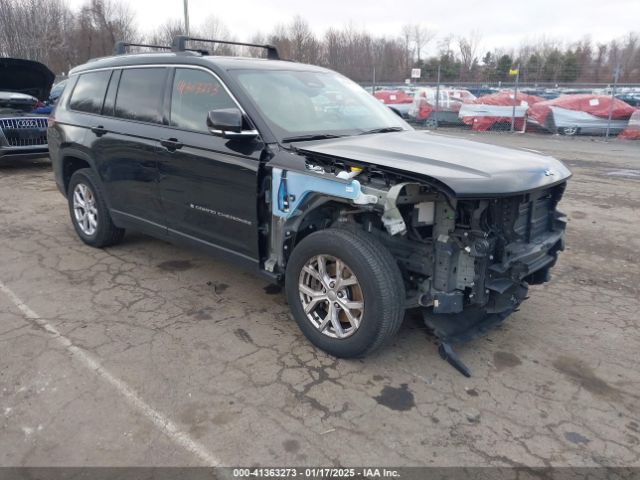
424,116,438,128
285,228,405,358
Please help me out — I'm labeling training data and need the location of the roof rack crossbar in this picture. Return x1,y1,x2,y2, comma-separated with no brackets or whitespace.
171,35,280,60
113,41,172,55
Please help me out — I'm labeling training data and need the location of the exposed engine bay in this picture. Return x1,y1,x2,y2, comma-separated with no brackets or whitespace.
263,149,568,374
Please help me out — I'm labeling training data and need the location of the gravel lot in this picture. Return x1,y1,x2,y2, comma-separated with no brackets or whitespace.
1,133,639,467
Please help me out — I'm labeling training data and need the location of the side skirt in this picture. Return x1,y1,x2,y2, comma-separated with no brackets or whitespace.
110,209,278,282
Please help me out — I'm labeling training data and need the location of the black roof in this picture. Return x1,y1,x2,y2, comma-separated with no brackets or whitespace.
70,52,329,75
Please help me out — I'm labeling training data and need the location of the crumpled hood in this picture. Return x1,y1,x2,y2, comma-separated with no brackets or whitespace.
297,131,571,196
0,58,55,101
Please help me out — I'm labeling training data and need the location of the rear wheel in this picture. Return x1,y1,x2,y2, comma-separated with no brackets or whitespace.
285,228,405,358
68,168,125,248
559,126,579,136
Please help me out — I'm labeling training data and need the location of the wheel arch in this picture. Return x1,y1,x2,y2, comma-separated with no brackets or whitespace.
61,149,95,195
277,194,352,269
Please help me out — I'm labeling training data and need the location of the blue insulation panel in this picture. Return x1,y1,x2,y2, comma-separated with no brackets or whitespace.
272,168,363,219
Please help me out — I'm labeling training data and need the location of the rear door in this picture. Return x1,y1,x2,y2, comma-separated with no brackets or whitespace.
89,67,169,234
157,66,263,261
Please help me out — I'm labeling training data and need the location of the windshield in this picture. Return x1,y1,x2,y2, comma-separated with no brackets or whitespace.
231,69,410,142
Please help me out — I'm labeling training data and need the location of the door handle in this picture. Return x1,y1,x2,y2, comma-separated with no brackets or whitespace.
90,125,107,137
160,138,183,151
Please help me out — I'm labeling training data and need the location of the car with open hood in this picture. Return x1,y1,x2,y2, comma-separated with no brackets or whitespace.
48,37,571,375
0,58,54,161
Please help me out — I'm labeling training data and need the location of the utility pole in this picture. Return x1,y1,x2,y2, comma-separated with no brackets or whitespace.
434,64,441,129
183,0,190,35
605,65,620,141
510,63,520,133
372,66,376,96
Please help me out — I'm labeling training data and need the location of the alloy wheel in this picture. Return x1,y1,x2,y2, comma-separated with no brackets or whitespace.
298,254,364,339
72,183,98,236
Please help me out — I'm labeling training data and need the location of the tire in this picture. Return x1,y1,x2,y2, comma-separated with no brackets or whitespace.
285,228,405,358
424,117,438,128
67,168,125,248
559,126,579,136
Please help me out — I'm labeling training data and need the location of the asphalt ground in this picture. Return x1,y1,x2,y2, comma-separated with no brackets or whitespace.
1,132,639,467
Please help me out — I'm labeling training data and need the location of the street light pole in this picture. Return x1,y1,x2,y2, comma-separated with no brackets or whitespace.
183,0,190,35
510,63,520,133
434,64,441,129
605,65,620,141
372,66,376,96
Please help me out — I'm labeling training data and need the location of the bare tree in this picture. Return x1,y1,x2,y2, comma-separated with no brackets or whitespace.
592,43,608,82
69,0,138,63
1,3,639,85
412,24,435,63
0,0,78,74
246,33,270,58
457,31,482,80
147,19,185,48
618,32,639,82
288,16,321,64
197,15,236,55
400,24,414,72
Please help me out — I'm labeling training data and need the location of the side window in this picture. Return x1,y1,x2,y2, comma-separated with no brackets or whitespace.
170,68,236,132
102,69,121,117
69,71,111,114
115,68,167,123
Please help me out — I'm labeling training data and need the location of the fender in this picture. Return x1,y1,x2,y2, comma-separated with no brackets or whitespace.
57,147,120,212
271,167,376,219
56,146,95,194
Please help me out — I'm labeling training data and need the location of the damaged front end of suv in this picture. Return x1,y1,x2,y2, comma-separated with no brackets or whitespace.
262,132,570,375
51,44,569,374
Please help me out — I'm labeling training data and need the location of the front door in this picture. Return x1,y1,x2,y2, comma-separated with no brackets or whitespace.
157,67,263,261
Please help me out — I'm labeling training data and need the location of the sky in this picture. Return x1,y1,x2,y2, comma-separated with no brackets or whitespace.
67,0,640,55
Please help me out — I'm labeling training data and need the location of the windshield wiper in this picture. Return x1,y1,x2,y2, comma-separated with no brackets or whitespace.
358,126,405,135
281,134,345,143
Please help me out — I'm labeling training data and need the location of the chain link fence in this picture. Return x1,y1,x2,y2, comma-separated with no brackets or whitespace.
366,74,640,140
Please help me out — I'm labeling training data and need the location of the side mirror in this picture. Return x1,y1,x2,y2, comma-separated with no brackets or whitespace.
207,108,258,141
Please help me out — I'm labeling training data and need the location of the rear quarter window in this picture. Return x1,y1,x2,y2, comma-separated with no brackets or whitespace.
114,68,167,124
68,71,111,114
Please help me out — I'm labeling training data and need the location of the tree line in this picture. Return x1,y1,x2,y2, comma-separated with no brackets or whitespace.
1,0,638,84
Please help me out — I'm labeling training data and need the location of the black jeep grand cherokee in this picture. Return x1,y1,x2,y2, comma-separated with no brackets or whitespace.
49,37,570,371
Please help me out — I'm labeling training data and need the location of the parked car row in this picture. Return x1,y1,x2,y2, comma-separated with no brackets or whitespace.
373,84,640,138
408,88,476,127
459,91,543,131
372,89,413,118
527,94,636,136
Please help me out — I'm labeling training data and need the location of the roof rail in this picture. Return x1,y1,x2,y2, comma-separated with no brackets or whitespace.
113,41,172,55
171,35,280,60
